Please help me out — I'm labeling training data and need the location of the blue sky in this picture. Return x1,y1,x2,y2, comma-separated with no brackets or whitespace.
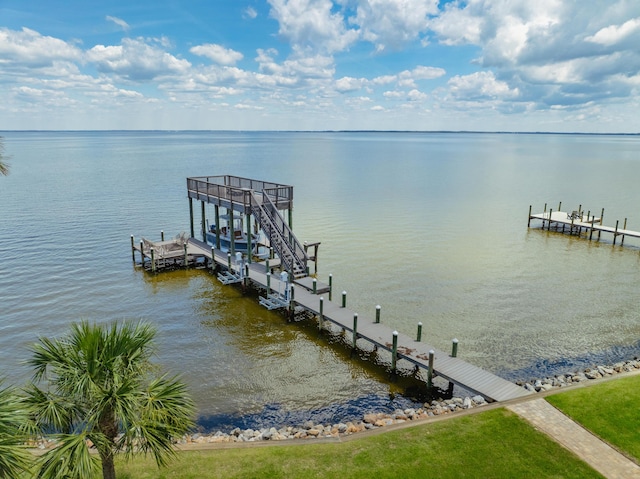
1,1,639,132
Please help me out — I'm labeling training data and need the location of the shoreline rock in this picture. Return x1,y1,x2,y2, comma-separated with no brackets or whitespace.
175,357,640,445
32,357,640,449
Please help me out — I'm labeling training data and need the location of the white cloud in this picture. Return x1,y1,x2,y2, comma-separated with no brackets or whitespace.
106,15,130,32
190,44,244,65
87,37,191,80
585,17,640,46
353,0,439,51
410,65,446,80
243,7,258,20
0,27,82,66
448,71,519,100
268,0,358,53
335,76,365,92
426,0,640,111
383,90,403,99
407,88,427,101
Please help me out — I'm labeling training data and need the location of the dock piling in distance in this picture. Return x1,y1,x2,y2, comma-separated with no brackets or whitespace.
130,235,135,263
341,291,347,308
328,274,333,300
427,350,435,388
451,338,459,357
319,297,324,330
416,322,422,342
375,305,381,323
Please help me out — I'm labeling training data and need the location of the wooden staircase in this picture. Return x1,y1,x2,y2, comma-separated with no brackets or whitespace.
251,191,308,278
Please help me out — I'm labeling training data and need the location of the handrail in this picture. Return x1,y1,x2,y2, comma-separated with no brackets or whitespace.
259,192,308,267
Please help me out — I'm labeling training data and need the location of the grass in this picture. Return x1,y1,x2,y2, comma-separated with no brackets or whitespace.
547,373,640,462
116,408,602,479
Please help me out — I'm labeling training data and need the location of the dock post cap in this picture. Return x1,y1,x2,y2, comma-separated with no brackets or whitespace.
392,330,398,336
320,296,324,300
429,349,435,354
376,305,381,309
452,338,459,343
418,321,423,326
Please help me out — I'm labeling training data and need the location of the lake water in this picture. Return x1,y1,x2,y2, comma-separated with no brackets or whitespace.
2,131,640,430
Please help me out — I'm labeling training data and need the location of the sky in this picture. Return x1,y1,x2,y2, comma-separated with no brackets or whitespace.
1,0,639,132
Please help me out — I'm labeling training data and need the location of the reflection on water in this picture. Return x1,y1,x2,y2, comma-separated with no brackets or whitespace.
2,131,640,430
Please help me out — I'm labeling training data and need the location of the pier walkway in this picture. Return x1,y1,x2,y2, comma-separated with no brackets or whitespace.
529,206,640,244
182,238,531,403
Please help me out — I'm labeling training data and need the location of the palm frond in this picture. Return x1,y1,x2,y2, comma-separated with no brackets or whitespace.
0,382,33,478
35,431,100,479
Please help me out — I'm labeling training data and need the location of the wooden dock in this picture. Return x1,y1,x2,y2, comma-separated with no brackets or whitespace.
131,175,534,404
528,204,640,245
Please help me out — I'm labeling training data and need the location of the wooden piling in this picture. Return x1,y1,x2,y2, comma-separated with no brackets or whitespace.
130,235,135,263
391,331,398,373
319,297,324,330
161,230,164,241
352,313,358,349
527,205,532,227
328,274,333,301
416,322,422,342
598,208,604,240
150,248,156,273
622,218,627,245
214,205,221,249
451,338,459,357
613,220,619,245
289,285,295,319
201,201,206,241
427,350,434,388
375,305,381,324
189,197,194,238
341,291,347,308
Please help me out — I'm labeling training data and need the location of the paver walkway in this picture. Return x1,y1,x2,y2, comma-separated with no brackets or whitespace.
508,398,640,479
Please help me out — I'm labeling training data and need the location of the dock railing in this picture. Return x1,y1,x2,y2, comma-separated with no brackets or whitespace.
187,176,293,211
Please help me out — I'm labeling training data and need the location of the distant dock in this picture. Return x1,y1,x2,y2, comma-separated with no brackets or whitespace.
528,203,639,245
131,175,532,403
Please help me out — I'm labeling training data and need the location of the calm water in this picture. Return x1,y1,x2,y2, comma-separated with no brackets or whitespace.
2,131,640,430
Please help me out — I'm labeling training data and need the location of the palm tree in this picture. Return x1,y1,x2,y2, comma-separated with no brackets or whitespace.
26,320,195,479
0,381,32,478
0,137,9,176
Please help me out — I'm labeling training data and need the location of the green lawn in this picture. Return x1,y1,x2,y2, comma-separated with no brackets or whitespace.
547,374,640,462
117,408,602,479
